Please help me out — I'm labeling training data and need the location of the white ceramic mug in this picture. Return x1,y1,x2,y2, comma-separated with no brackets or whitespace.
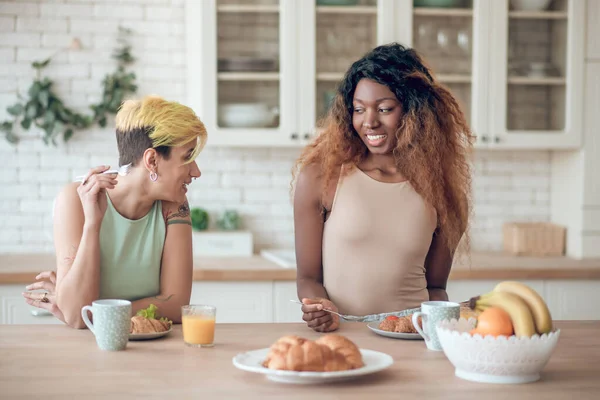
81,299,131,351
412,301,460,351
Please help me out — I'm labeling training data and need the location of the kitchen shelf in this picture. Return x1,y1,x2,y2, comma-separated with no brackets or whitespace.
508,11,568,19
436,74,471,83
507,77,566,85
317,72,471,84
217,4,279,13
317,72,344,81
217,72,280,81
316,6,377,14
413,7,473,17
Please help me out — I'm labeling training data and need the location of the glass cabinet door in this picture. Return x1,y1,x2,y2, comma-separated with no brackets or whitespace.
410,0,478,131
489,0,584,148
315,0,379,122
298,0,384,141
217,0,281,130
192,0,297,146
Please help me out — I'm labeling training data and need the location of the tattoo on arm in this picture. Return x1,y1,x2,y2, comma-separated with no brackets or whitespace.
152,294,174,302
166,201,191,226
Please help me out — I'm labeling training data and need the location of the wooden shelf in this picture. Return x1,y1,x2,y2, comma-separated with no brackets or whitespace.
317,72,344,81
509,10,568,19
508,76,566,85
318,72,471,84
316,6,377,14
217,4,279,13
218,72,280,81
413,7,473,17
437,74,471,83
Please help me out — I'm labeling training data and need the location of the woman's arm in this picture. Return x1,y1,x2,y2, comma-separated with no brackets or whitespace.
294,164,340,332
54,168,117,329
424,230,454,302
294,164,329,301
130,199,193,323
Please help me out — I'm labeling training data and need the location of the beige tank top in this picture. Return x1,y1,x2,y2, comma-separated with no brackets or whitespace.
322,165,437,316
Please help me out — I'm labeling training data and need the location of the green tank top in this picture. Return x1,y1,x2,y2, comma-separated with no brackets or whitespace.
98,194,166,301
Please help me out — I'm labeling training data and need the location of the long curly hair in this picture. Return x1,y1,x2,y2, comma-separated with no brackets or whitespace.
292,43,474,255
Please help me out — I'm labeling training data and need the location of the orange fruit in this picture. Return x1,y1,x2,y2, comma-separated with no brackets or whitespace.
470,307,514,338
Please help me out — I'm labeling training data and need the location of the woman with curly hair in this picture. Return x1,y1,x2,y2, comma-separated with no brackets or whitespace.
293,43,474,332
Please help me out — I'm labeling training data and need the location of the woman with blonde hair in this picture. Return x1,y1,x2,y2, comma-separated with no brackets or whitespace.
23,95,207,329
293,43,473,332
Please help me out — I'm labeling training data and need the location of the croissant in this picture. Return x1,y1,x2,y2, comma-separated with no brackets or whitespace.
262,334,363,372
315,334,364,369
130,315,171,334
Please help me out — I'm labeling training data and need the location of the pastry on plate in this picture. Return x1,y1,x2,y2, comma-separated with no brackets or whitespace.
262,334,364,372
130,304,172,334
378,314,421,334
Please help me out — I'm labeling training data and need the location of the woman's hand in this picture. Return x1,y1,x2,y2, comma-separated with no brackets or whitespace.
78,165,117,227
301,298,340,332
22,271,65,323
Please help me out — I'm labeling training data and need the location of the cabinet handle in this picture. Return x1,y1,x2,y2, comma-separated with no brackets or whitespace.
303,133,311,140
290,133,298,140
494,136,500,144
480,135,489,143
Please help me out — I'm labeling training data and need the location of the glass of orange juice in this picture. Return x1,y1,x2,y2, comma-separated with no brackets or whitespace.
182,305,216,348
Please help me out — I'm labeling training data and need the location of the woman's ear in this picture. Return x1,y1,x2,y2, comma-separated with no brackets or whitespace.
142,148,158,173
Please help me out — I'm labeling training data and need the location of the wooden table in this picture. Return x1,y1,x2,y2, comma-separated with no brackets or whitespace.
1,322,599,399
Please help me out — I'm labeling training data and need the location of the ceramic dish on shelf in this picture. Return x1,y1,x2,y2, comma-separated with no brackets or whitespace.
218,57,278,72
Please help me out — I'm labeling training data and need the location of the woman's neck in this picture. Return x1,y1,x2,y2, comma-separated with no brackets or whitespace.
107,175,156,220
361,153,399,174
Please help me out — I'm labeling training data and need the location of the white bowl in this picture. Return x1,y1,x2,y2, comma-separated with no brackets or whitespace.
218,103,278,128
436,318,560,384
510,0,552,11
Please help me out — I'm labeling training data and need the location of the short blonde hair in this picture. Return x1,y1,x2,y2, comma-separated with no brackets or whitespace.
115,95,207,166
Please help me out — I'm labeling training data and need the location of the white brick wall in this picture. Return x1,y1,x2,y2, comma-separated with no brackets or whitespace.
0,0,552,253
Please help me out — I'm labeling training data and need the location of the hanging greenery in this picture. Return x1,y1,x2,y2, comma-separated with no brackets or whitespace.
0,26,137,145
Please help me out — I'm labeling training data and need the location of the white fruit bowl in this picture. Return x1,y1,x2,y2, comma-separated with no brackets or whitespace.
436,318,560,384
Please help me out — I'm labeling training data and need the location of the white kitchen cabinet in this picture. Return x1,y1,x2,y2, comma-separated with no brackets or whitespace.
0,285,63,325
484,0,585,149
273,281,304,322
544,281,600,320
445,279,545,304
1,279,598,324
586,0,600,59
186,0,586,150
190,282,274,323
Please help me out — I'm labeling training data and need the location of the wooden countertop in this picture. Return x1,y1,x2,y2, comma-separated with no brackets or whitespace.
1,252,600,284
1,321,599,398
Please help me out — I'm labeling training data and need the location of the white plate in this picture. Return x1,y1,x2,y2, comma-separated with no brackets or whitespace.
366,322,423,340
232,348,394,384
129,327,172,341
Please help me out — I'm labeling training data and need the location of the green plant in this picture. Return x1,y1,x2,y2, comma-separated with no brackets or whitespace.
191,208,210,231
217,210,241,231
1,26,137,145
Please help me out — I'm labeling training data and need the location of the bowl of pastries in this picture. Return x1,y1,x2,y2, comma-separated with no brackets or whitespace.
232,334,393,384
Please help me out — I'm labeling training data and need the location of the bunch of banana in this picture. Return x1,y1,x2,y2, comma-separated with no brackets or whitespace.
469,281,553,337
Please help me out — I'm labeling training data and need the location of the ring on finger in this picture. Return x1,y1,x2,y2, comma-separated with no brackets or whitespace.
41,292,50,303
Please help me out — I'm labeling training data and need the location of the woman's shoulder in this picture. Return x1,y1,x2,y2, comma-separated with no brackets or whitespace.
54,183,82,212
296,163,344,212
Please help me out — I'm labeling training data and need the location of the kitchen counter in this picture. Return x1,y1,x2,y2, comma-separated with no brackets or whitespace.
1,321,599,398
1,252,600,284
